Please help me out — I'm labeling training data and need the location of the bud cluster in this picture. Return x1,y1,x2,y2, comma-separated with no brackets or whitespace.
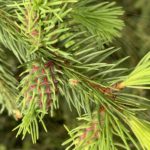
24,61,58,111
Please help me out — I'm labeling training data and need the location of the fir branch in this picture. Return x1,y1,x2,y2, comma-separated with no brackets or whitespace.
0,0,148,148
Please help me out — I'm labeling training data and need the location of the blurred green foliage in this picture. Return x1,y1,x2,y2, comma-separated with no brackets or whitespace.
0,0,150,149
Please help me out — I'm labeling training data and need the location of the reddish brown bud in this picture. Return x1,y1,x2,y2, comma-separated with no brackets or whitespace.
32,65,39,72
31,30,39,37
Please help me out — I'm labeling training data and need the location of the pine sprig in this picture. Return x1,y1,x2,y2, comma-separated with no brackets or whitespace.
15,59,62,140
72,1,124,42
0,4,27,62
63,108,142,150
121,52,150,89
127,115,150,150
13,106,47,144
0,46,18,115
62,111,104,150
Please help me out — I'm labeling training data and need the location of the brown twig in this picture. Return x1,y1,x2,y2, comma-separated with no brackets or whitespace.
89,81,125,100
